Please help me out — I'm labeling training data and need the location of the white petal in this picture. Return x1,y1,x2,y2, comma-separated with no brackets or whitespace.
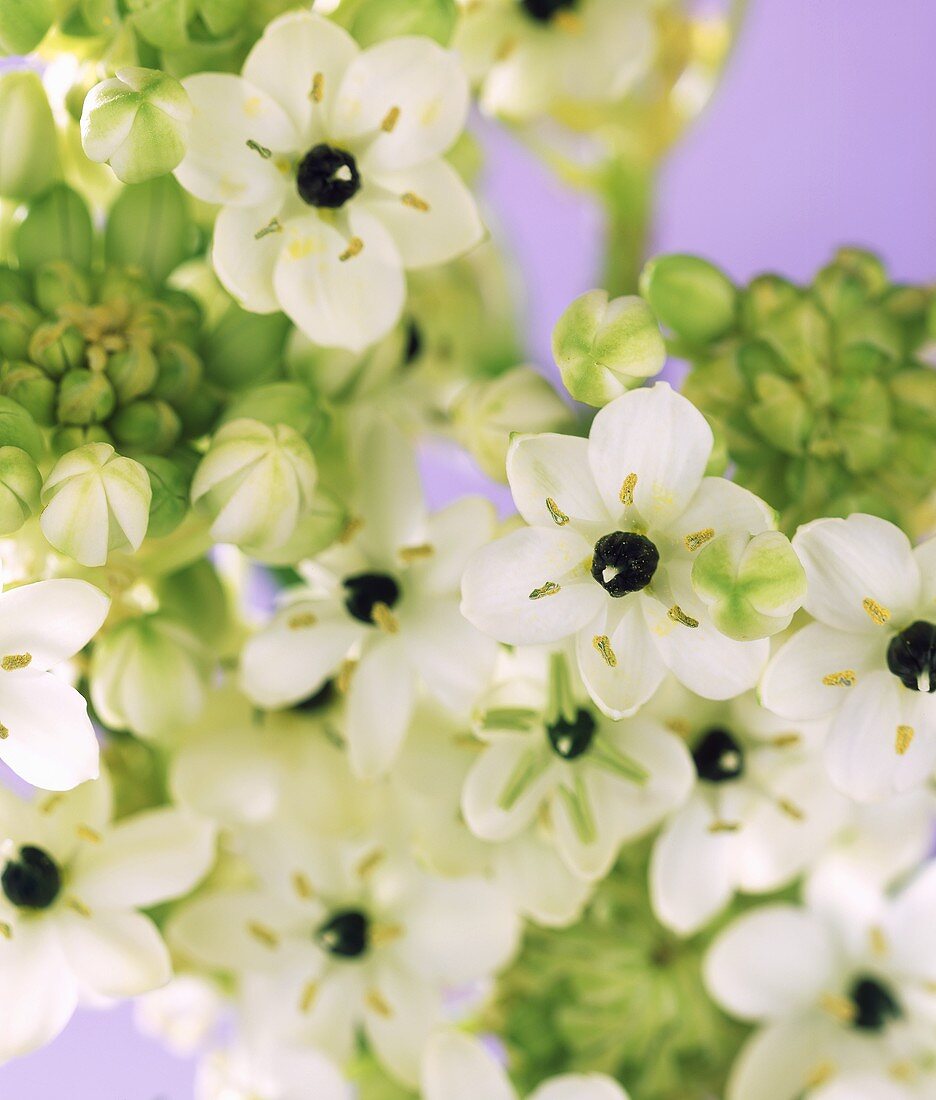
175,74,296,206
0,673,99,791
0,579,109,672
576,600,666,718
551,768,628,881
461,526,601,646
530,1078,629,1100
642,597,769,700
0,919,77,1062
886,861,936,982
493,832,593,928
356,421,428,563
506,433,609,530
212,200,284,314
914,534,936,609
345,638,416,777
462,739,554,842
704,905,836,1021
812,1079,910,1100
240,608,364,709
365,967,439,1087
587,383,713,527
422,1031,516,1100
401,598,497,714
58,909,171,998
333,38,469,172
759,622,880,721
273,210,405,353
71,808,215,909
793,514,921,632
609,717,695,840
167,891,297,972
675,477,775,541
243,11,359,140
726,1019,852,1100
421,495,498,594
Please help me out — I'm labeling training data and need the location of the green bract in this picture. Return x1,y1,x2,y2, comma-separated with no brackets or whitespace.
0,72,61,201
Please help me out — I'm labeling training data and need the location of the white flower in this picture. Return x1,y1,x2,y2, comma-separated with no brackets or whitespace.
196,1041,349,1100
240,424,499,778
0,576,108,790
809,1077,921,1100
462,652,693,881
169,832,520,1087
422,1030,632,1100
462,383,779,719
134,974,225,1057
454,0,656,121
704,862,936,1100
0,777,216,1063
174,11,482,353
647,683,849,936
191,419,318,554
760,516,936,801
40,443,151,567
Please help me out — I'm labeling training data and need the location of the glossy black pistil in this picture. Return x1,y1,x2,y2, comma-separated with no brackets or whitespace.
520,0,579,22
591,532,660,597
886,620,936,692
316,910,370,958
343,573,401,624
692,728,745,783
1,845,61,910
547,708,597,760
848,976,902,1032
296,144,361,208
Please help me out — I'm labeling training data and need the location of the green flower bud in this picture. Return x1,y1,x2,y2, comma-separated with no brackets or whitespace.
692,530,806,641
28,322,86,378
135,453,191,539
15,185,94,274
552,290,666,407
891,369,936,433
81,67,192,185
33,261,92,314
832,246,889,296
57,369,117,425
0,0,56,53
126,0,190,49
96,267,153,307
0,362,56,425
152,341,203,406
0,301,41,360
0,71,60,200
106,345,160,405
51,424,113,459
0,445,41,534
639,254,737,345
176,386,221,439
0,395,44,460
202,303,290,390
221,383,323,438
747,373,813,456
347,0,457,47
453,366,571,481
41,442,151,566
159,289,202,344
104,176,197,286
739,275,801,330
249,488,346,566
110,398,182,454
0,266,33,304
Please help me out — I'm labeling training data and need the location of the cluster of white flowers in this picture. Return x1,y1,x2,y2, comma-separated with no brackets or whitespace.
0,3,931,1099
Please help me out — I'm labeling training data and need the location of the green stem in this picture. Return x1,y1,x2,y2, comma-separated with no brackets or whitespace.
600,155,656,299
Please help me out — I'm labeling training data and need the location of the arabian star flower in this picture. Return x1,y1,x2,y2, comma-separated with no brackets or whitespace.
422,1030,632,1100
174,11,482,353
168,830,520,1087
647,681,849,936
0,576,108,790
0,777,216,1063
704,861,936,1100
461,382,781,719
240,424,499,778
760,516,936,801
195,1040,349,1100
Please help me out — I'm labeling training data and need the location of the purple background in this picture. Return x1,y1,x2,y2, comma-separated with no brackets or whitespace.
7,1,936,1095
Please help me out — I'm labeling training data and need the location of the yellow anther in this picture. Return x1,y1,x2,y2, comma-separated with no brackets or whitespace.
365,989,393,1018
820,992,856,1024
67,897,92,918
554,9,583,32
371,602,400,634
247,921,280,949
862,597,890,625
337,658,357,693
889,1061,915,1082
245,138,272,159
896,725,915,755
40,793,64,814
339,516,364,544
300,980,319,1013
357,849,386,878
288,611,317,630
666,718,692,737
339,237,364,262
310,72,325,103
401,192,430,212
0,723,7,740
545,497,569,526
684,528,715,552
777,799,804,821
254,217,283,240
0,922,10,939
399,543,434,563
370,923,404,949
619,472,638,507
529,581,561,600
771,733,801,748
76,824,101,843
707,820,742,834
292,871,315,900
805,1063,837,1088
495,35,518,61
381,106,401,132
1,653,31,671
593,635,617,667
869,926,888,957
822,669,857,687
667,605,699,629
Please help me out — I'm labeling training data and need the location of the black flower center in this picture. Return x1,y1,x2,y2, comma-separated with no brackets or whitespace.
848,976,902,1032
343,573,401,624
591,532,660,597
520,0,579,22
547,708,597,760
1,845,61,910
692,728,745,784
293,679,337,713
296,144,362,209
886,621,936,693
316,909,370,958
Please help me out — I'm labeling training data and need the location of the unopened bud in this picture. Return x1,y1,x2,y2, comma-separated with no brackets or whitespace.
81,67,192,184
111,398,182,454
202,303,289,390
57,369,117,425
552,290,666,406
0,301,41,360
29,321,86,378
0,445,40,534
153,342,203,406
348,0,458,46
107,345,160,405
33,260,92,314
221,383,323,438
51,424,113,458
0,394,44,460
0,265,32,304
639,254,737,346
0,71,60,200
135,453,191,539
0,362,56,425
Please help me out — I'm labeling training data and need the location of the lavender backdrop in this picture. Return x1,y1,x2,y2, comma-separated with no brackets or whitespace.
6,1,936,1095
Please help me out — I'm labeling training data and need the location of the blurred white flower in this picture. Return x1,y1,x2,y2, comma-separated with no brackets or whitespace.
134,974,225,1056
